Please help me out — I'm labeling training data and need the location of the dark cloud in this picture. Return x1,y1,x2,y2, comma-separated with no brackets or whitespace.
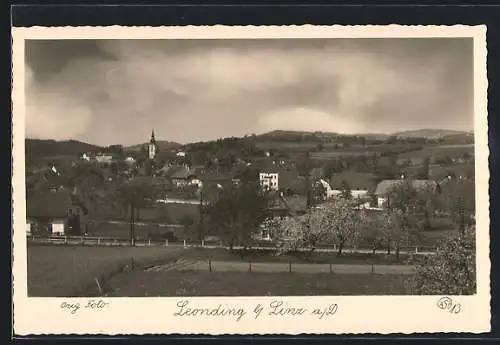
25,38,473,145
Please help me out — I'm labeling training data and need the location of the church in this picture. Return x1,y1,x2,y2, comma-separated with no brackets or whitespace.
148,129,157,160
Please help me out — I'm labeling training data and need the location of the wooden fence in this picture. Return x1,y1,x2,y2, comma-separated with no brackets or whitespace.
26,235,438,255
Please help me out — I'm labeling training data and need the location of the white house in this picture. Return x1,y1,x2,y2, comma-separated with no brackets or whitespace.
124,156,136,165
95,154,113,164
176,151,187,157
81,153,92,161
316,178,337,199
26,189,87,236
259,171,279,191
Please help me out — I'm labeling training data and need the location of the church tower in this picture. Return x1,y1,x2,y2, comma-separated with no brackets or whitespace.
148,129,157,160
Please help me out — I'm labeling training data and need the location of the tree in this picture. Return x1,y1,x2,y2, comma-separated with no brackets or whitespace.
115,181,155,246
179,214,195,238
207,180,270,250
417,156,431,179
311,181,327,206
340,180,352,200
275,198,368,256
321,198,369,255
406,225,476,295
384,180,430,257
274,210,324,258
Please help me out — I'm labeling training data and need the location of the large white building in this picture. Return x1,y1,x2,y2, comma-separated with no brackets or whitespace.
259,170,279,191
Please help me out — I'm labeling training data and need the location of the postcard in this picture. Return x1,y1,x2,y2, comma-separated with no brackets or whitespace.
12,24,490,335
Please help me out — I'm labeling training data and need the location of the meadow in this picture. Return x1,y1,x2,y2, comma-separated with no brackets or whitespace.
104,270,409,297
27,244,420,297
27,244,184,297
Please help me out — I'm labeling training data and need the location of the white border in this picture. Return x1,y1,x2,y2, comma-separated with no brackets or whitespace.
12,25,490,335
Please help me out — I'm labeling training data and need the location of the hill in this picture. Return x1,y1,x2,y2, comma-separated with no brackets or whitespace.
125,140,182,152
25,139,103,158
392,129,469,139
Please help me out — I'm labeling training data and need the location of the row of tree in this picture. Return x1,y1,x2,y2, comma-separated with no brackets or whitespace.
264,178,470,257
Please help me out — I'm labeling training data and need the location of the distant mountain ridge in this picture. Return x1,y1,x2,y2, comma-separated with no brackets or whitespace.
391,129,470,139
258,129,471,140
26,128,471,158
25,139,103,158
125,140,182,152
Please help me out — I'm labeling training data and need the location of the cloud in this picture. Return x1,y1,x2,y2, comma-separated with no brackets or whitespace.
258,107,362,134
25,65,93,140
25,38,473,146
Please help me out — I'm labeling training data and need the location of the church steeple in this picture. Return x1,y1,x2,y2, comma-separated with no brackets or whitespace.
148,129,157,160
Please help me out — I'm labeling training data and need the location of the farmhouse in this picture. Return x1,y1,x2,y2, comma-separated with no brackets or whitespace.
374,179,439,208
26,189,88,236
168,165,197,187
329,172,376,199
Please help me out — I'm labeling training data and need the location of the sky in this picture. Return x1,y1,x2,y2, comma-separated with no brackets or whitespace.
25,38,474,146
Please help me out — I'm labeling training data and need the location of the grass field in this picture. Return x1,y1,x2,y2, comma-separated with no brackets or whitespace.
397,144,474,159
104,270,409,296
27,244,184,297
27,243,423,297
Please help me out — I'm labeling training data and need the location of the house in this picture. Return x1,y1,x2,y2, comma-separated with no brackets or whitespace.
199,169,233,189
81,153,92,162
124,156,136,166
329,172,376,199
95,153,113,165
167,165,197,186
374,179,439,209
26,189,88,236
259,166,279,191
258,193,308,241
315,178,336,199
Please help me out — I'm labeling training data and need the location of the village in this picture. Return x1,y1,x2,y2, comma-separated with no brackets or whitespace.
25,129,476,253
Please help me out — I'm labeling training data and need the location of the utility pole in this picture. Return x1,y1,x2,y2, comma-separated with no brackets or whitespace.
199,189,205,244
130,199,136,247
459,195,465,235
305,151,311,209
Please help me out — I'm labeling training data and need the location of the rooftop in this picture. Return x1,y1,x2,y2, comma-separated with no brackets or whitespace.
374,179,438,196
26,189,73,219
329,172,377,190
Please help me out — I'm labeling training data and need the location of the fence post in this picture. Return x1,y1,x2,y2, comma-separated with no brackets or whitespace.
371,265,374,274
165,239,168,247
329,263,333,274
209,259,212,272
97,237,101,246
81,236,84,245
64,236,68,245
183,240,186,248
201,240,205,247
148,239,151,247
249,260,252,273
415,246,418,254
289,260,292,273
